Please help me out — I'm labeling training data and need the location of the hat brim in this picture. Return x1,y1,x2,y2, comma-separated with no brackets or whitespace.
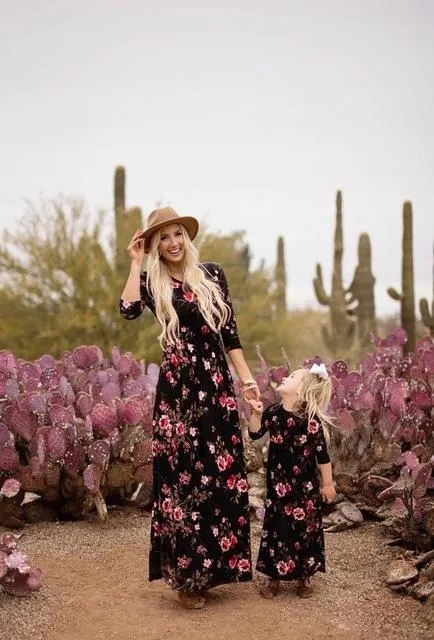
143,216,199,253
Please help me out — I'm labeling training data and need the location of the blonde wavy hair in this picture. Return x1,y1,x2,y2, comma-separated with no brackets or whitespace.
293,369,334,445
146,226,230,347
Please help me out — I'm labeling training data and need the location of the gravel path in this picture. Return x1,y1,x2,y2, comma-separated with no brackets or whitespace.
0,509,432,640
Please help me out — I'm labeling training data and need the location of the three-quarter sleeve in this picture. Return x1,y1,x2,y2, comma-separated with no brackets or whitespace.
310,418,331,465
119,272,151,320
248,404,277,440
215,264,242,352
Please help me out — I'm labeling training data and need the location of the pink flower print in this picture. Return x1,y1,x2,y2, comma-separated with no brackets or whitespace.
183,291,195,302
162,498,172,513
236,478,248,493
220,537,231,552
201,324,210,334
165,371,174,383
219,394,228,407
293,507,305,520
225,453,234,467
179,471,191,485
277,560,289,575
308,419,320,434
275,483,287,497
231,434,240,445
230,534,238,548
284,504,293,516
178,555,191,569
173,506,184,521
159,415,169,430
212,371,223,385
203,558,212,568
227,474,237,489
286,559,296,573
292,465,301,475
226,396,237,410
287,417,295,427
175,422,186,436
303,448,312,457
238,516,246,526
159,400,170,412
229,555,238,569
271,434,284,444
217,455,228,471
306,500,315,515
237,558,250,572
170,354,179,366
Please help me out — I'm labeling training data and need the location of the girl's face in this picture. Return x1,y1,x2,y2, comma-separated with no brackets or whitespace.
277,368,307,397
158,224,185,264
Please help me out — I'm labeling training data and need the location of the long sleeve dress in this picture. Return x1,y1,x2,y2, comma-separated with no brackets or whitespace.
249,403,330,581
119,262,252,592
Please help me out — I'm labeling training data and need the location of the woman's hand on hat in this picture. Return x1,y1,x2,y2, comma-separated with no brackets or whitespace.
127,229,145,265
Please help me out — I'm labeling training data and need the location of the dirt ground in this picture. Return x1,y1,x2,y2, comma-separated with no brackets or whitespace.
0,509,432,640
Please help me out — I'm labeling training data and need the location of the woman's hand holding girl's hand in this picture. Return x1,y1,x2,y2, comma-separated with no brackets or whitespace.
246,398,263,414
242,379,260,402
320,484,336,504
127,229,145,265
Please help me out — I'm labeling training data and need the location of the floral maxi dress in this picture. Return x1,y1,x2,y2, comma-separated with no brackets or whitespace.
249,403,330,581
120,262,252,592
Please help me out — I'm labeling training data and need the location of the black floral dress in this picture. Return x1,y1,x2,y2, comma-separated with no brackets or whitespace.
119,262,252,592
249,403,330,581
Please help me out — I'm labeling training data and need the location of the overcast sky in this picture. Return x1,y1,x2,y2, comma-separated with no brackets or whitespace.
1,0,433,314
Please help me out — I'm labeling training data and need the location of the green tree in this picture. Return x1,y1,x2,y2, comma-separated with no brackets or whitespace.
0,198,159,361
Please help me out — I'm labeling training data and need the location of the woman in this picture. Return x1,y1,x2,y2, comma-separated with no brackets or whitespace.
119,207,259,609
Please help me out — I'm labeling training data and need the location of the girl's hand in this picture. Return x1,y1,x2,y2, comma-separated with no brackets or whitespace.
320,484,336,504
127,229,145,265
246,398,263,414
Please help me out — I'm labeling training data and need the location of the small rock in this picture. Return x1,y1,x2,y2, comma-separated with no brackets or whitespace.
337,501,364,524
386,559,418,586
409,579,434,601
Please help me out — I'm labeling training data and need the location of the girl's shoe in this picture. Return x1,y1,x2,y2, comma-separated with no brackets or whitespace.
259,578,280,599
296,579,313,598
178,590,206,609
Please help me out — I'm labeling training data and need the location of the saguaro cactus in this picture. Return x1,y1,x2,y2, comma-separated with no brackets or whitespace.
387,201,416,352
274,236,287,316
313,191,356,356
114,166,143,277
419,241,434,337
346,233,376,349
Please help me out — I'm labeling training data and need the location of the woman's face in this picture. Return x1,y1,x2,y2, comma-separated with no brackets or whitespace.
158,224,185,264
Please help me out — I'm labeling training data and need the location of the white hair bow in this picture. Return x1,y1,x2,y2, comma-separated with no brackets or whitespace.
309,363,328,379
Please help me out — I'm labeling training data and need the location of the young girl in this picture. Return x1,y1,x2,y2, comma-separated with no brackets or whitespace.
247,363,336,599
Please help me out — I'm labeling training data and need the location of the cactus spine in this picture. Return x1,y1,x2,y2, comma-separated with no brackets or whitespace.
275,236,287,316
346,233,376,349
419,241,434,337
313,191,356,356
387,201,416,352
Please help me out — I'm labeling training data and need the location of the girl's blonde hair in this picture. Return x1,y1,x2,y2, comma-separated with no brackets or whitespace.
146,226,230,347
294,369,334,445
